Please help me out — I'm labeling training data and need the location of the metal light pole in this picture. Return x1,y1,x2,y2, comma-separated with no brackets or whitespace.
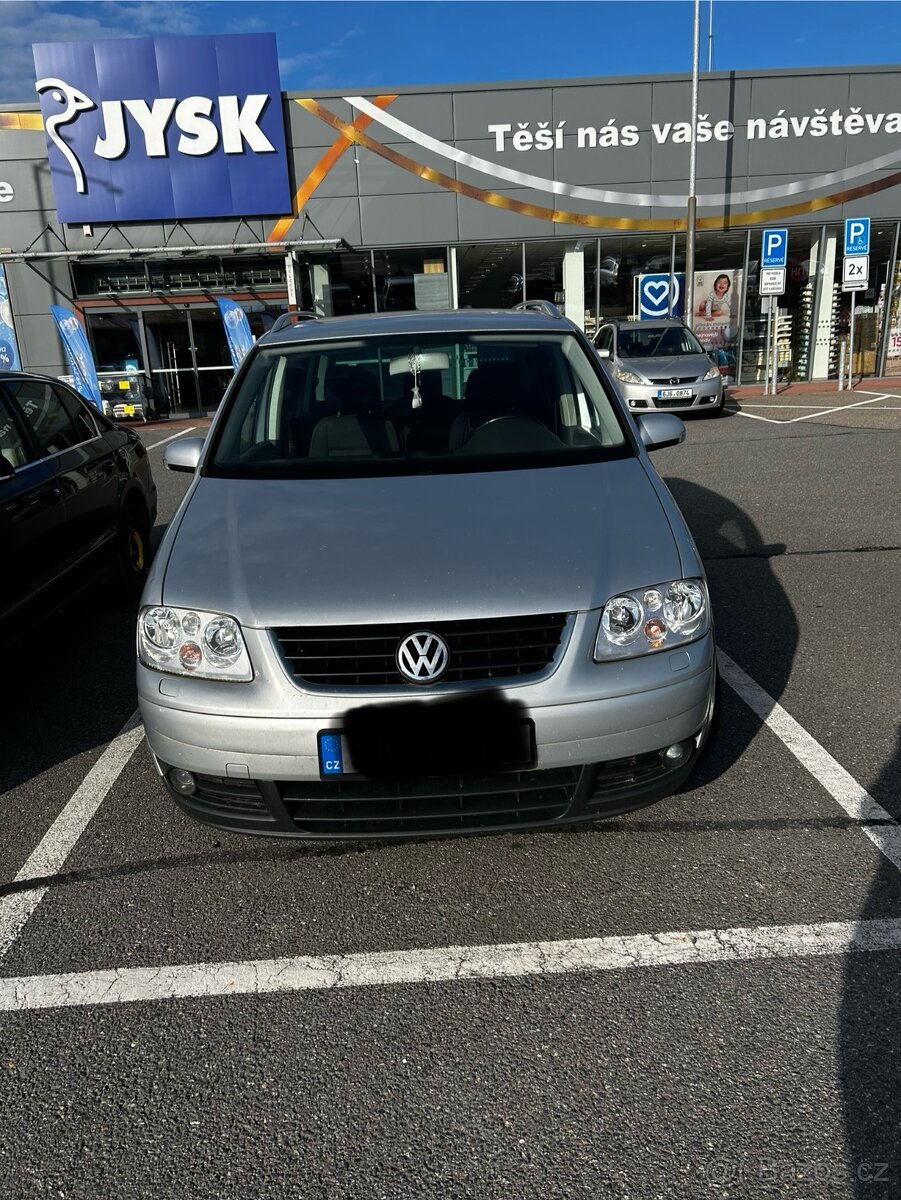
685,0,701,330
707,0,714,71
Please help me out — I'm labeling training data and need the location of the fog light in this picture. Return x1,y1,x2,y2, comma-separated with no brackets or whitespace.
663,742,691,766
629,399,637,407
169,768,197,795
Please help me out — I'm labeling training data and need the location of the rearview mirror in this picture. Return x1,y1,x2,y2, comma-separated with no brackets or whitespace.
388,352,450,375
164,436,205,473
634,412,685,452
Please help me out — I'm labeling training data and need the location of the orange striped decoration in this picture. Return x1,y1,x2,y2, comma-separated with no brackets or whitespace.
293,97,901,233
267,95,398,243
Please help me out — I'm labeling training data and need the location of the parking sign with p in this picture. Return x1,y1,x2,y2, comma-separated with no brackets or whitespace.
844,218,870,255
761,228,788,268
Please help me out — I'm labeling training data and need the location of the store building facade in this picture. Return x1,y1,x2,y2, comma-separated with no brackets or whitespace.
2,35,901,417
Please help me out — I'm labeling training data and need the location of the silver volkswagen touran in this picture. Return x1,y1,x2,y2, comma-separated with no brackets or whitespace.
137,306,717,838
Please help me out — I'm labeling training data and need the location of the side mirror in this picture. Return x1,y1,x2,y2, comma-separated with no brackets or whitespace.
635,412,685,452
596,348,611,360
164,436,205,473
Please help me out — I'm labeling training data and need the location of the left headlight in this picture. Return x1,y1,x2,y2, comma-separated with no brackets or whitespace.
702,365,720,380
594,578,710,661
614,365,647,385
138,606,253,681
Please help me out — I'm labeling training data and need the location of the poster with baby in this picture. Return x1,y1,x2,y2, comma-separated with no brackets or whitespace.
692,268,742,384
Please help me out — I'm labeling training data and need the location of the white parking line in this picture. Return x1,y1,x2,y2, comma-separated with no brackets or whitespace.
787,393,891,423
718,650,901,872
738,403,901,410
144,427,197,451
727,393,897,424
0,713,144,960
726,407,783,424
1,918,899,1013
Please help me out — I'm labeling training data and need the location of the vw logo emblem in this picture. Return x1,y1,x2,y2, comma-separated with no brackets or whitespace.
396,630,449,683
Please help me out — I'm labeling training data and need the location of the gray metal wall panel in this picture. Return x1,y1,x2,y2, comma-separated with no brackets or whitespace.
553,82,654,131
357,142,457,196
554,137,653,187
377,93,454,143
301,197,363,245
452,88,553,139
360,191,459,246
285,96,355,148
289,146,358,198
457,194,554,241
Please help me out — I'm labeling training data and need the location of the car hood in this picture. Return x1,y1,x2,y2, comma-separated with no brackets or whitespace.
162,459,682,626
620,354,710,380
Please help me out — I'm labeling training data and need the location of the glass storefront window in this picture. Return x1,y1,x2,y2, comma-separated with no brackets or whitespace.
456,243,522,309
682,231,745,386
830,222,896,379
300,251,375,317
596,234,675,323
882,244,901,377
373,247,450,313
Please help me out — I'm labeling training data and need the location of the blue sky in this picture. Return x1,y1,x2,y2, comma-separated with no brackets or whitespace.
3,1,900,101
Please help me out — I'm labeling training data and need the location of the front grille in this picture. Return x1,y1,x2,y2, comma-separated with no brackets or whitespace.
192,773,267,812
646,375,697,385
273,613,569,688
586,750,669,802
278,767,581,835
653,394,696,408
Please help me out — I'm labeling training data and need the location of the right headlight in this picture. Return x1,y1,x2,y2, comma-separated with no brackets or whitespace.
613,365,647,385
138,606,253,681
594,578,710,661
702,365,720,380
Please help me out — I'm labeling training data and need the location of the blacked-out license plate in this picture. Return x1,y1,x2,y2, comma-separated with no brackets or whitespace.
319,698,535,780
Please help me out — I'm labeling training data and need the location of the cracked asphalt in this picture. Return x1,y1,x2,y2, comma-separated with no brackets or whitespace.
1,406,900,1199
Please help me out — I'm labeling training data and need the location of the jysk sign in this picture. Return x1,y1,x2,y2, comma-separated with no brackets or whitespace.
33,34,290,223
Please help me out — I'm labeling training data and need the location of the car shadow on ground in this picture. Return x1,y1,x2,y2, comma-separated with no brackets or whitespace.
661,475,798,794
841,729,901,1195
0,520,172,798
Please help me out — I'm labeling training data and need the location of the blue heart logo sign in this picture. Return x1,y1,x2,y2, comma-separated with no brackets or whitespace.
638,273,685,319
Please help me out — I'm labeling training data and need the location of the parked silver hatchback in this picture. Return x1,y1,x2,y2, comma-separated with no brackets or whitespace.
594,318,725,415
137,306,717,838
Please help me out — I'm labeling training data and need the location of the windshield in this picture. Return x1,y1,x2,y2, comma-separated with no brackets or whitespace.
616,325,705,358
209,332,630,479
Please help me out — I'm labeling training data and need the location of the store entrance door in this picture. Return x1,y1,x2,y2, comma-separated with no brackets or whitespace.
143,306,232,418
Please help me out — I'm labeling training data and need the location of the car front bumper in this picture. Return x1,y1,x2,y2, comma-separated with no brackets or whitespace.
138,620,716,838
617,375,724,413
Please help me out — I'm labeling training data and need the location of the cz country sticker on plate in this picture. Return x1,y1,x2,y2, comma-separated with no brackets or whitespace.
317,730,359,778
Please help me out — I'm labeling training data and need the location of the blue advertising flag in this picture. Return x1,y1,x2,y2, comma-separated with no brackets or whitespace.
0,265,22,371
216,297,255,370
50,305,102,410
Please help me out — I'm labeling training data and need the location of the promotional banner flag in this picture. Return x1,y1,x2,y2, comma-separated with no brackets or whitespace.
50,305,102,410
216,297,254,370
0,266,22,370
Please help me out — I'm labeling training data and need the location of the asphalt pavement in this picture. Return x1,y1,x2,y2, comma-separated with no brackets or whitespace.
1,402,900,1199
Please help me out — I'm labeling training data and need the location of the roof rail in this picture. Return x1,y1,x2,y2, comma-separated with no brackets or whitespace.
269,310,321,333
512,299,563,319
